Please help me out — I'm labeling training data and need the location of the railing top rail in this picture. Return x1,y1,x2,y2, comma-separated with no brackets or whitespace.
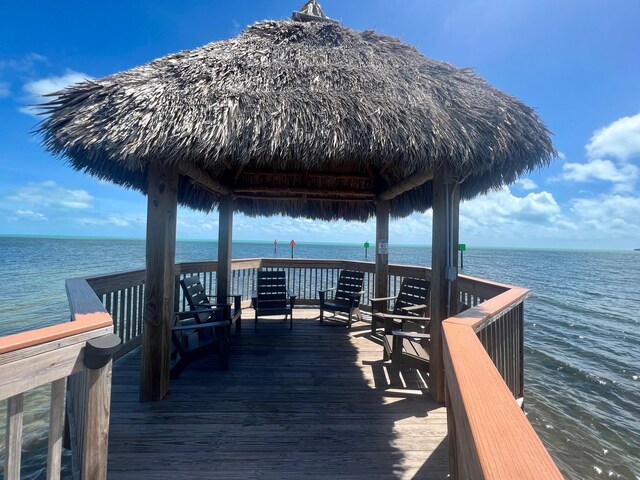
446,286,529,332
0,316,112,355
84,268,146,283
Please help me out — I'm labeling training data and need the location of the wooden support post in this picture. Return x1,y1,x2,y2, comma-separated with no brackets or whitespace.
81,361,113,480
375,200,390,299
430,168,460,404
141,162,178,402
216,195,234,302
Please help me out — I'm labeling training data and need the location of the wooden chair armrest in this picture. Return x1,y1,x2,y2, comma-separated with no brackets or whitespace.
370,295,396,302
172,320,229,332
174,309,215,320
392,331,431,340
287,289,297,298
375,312,429,323
318,286,337,294
209,294,242,301
401,304,428,312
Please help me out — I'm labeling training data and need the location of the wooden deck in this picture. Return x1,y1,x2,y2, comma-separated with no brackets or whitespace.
107,309,448,479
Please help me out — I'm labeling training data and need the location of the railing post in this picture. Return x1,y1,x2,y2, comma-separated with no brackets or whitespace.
81,334,120,480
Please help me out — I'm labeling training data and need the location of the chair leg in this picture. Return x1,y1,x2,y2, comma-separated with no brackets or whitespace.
320,307,324,324
389,336,403,386
289,312,293,330
255,311,258,332
347,310,352,329
388,363,401,386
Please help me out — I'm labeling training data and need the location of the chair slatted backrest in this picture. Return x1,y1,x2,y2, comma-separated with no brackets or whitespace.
334,270,365,306
257,271,288,309
180,276,215,324
181,276,210,309
394,277,430,317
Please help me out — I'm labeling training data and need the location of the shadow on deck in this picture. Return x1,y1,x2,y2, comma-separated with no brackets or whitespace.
107,309,448,479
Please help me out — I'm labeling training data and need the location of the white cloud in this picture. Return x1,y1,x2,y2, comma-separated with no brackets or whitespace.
20,70,92,116
570,195,640,237
586,113,640,162
556,152,566,160
15,210,47,221
517,178,538,190
6,181,94,210
462,187,561,225
561,159,639,192
558,113,640,193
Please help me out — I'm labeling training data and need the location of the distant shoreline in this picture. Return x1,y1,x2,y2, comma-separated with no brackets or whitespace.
0,234,634,253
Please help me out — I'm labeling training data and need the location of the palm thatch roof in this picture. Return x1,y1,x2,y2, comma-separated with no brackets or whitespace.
38,11,555,221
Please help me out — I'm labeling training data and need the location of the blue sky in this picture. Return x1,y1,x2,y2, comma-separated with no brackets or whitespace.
0,0,638,249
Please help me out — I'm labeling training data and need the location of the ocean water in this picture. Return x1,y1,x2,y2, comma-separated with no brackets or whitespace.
0,236,638,479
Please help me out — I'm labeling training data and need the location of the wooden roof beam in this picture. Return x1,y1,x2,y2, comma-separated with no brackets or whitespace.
234,186,374,198
235,194,373,203
240,171,371,181
178,163,231,196
378,171,433,201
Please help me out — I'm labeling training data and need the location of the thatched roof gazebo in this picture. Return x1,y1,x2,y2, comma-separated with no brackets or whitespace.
39,1,554,402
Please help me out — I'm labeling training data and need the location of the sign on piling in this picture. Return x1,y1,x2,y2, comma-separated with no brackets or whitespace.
290,239,296,258
458,243,466,269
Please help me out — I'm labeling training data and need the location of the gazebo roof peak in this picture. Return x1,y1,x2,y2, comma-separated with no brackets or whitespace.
292,0,338,24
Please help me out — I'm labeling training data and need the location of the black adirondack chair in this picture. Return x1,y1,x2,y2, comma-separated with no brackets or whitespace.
319,270,365,328
251,270,296,331
180,276,242,331
370,277,431,335
170,303,231,379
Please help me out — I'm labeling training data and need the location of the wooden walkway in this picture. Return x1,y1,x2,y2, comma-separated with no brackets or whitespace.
107,309,449,479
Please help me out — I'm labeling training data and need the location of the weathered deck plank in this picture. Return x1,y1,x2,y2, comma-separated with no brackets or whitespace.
108,309,448,479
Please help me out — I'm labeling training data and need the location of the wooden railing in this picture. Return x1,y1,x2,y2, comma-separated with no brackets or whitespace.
0,277,116,480
443,284,561,479
85,259,523,397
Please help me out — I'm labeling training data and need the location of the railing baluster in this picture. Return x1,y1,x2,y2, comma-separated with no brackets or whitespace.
4,393,25,480
46,378,66,480
119,289,126,343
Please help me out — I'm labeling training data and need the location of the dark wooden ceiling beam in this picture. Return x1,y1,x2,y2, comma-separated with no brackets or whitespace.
240,171,371,181
178,163,231,195
232,164,245,183
234,186,374,198
378,171,433,201
235,194,373,203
